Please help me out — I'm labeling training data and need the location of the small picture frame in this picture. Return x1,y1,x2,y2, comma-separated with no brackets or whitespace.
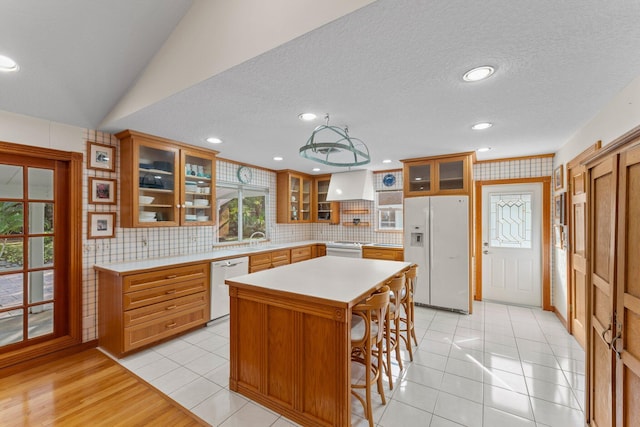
553,224,564,249
89,177,117,205
554,164,564,191
554,193,566,225
87,141,115,172
88,212,116,239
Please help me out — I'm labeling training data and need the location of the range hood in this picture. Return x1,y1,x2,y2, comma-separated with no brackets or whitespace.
326,170,374,201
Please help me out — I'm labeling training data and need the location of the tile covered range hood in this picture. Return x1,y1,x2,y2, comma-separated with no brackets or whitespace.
326,169,374,201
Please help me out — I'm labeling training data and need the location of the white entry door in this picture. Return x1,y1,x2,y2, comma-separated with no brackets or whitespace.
482,183,542,306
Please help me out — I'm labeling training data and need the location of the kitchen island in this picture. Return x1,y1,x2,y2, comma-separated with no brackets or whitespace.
225,256,411,427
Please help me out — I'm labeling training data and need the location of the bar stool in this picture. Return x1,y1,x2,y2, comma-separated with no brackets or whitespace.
382,274,405,389
351,285,390,427
399,264,418,360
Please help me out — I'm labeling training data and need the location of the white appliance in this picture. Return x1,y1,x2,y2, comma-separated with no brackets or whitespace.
210,257,248,320
404,196,470,313
325,241,368,258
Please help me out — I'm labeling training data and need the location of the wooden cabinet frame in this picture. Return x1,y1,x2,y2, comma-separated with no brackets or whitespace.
402,152,474,197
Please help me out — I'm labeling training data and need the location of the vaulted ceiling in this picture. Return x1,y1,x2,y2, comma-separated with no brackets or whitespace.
3,0,640,173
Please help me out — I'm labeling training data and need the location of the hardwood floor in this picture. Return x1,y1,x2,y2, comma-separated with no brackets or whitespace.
0,349,208,426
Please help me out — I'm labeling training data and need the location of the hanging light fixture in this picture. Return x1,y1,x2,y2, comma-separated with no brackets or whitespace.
299,114,370,167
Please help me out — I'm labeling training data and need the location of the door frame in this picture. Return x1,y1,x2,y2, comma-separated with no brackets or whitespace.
474,177,552,310
565,141,601,337
0,141,83,369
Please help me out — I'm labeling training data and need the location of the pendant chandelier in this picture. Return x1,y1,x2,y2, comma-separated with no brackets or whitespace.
299,114,370,167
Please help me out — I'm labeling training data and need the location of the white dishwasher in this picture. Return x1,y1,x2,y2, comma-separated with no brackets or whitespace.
210,257,249,320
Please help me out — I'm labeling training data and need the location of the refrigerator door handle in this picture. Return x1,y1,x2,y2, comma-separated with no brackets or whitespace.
428,204,433,303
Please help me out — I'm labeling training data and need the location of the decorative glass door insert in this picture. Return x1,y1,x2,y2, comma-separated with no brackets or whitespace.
489,193,532,248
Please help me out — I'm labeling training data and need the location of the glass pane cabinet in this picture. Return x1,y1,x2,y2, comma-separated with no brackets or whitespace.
117,130,217,228
402,153,472,197
277,171,312,223
315,176,340,224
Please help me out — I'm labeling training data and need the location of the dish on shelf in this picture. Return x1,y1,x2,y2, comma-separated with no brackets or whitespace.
139,195,154,204
194,199,209,206
185,182,198,192
185,214,197,221
139,218,158,222
185,201,193,206
139,211,156,219
196,215,209,222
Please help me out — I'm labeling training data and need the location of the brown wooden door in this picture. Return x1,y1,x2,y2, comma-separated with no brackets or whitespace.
589,157,618,427
568,164,588,349
615,144,640,426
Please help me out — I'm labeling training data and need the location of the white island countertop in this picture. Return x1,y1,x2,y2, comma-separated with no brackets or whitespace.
226,256,411,307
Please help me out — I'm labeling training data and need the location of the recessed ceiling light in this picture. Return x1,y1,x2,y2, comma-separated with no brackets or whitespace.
463,66,494,82
298,113,317,121
382,159,392,164
477,147,492,153
312,167,320,172
273,156,283,161
0,54,19,72
206,137,222,144
471,122,493,130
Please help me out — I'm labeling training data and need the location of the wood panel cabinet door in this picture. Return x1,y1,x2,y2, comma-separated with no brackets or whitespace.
615,144,640,426
589,157,617,427
569,164,589,349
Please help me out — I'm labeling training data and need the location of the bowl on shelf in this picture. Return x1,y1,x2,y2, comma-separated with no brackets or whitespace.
196,215,209,222
139,211,156,219
185,214,197,221
185,182,198,192
139,195,154,205
185,201,193,206
194,199,209,207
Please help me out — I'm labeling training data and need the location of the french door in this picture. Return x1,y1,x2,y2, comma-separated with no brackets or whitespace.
0,143,82,368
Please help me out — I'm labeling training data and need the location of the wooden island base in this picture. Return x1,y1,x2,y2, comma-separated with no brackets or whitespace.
226,256,411,427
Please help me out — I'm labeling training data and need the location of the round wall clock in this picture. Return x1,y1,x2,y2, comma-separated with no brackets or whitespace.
237,166,252,184
382,173,396,187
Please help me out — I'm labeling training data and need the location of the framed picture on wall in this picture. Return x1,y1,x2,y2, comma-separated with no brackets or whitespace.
87,141,116,172
88,212,116,239
89,177,117,204
553,224,564,249
554,164,564,191
554,193,566,225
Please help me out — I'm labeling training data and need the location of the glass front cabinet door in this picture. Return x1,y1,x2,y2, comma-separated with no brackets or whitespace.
277,171,312,223
402,153,472,197
117,130,217,227
315,176,340,224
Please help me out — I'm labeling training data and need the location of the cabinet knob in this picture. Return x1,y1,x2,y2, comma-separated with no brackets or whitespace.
176,204,181,209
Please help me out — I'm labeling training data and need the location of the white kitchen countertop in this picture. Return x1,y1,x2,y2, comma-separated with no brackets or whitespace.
93,240,323,274
226,256,411,306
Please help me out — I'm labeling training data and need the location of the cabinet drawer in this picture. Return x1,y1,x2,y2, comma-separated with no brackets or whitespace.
123,263,208,293
250,253,271,266
250,264,271,273
362,248,403,261
124,279,207,311
291,246,311,263
124,305,208,352
124,292,207,327
271,259,290,268
271,250,290,263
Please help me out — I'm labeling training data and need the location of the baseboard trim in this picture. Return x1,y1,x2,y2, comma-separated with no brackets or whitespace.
552,305,569,330
0,340,98,378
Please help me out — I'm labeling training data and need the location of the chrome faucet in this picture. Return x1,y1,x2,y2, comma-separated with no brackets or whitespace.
248,231,266,246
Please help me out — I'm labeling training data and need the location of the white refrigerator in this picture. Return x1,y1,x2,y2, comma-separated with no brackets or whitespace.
404,196,470,313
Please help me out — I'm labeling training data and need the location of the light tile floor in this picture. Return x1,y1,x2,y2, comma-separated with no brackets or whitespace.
112,301,586,426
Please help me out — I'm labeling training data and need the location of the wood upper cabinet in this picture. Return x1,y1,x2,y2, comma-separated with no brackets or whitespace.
276,170,313,223
314,175,340,224
402,152,474,197
117,130,217,228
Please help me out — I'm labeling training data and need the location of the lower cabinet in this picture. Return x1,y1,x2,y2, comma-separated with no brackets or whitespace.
362,246,404,261
97,262,210,358
249,249,291,273
291,246,312,263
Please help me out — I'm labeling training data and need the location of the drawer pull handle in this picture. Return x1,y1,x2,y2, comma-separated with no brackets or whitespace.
166,322,177,328
166,275,177,279
165,305,177,310
165,289,176,295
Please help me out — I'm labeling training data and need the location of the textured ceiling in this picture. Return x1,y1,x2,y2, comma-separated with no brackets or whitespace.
3,0,640,174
